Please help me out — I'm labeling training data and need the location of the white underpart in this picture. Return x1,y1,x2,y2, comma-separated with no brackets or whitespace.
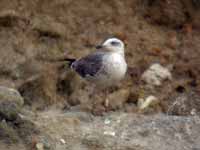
105,53,127,80
90,52,127,87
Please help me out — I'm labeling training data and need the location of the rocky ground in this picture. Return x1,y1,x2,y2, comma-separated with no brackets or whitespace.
0,0,200,150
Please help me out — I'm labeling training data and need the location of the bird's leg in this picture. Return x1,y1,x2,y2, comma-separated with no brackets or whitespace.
88,84,96,99
104,88,110,108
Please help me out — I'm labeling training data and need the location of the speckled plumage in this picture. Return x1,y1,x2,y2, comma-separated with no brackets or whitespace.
71,38,127,87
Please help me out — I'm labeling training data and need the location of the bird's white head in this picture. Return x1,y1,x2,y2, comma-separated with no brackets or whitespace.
96,38,125,55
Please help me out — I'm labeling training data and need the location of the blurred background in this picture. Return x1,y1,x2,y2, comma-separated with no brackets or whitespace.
0,0,200,149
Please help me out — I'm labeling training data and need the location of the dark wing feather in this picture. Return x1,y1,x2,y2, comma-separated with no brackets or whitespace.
71,52,104,77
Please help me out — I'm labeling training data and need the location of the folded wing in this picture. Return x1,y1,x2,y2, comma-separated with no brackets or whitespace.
71,52,104,78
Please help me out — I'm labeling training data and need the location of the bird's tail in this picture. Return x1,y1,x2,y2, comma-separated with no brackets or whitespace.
43,55,76,67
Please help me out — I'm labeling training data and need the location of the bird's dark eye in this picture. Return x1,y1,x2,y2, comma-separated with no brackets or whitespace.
111,41,120,46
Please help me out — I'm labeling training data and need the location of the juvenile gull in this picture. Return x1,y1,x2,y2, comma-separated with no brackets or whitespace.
62,37,127,107
66,37,127,88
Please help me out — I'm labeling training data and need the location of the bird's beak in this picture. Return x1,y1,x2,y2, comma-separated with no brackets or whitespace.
95,45,103,49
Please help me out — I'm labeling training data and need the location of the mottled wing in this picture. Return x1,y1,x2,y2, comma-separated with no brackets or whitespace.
71,52,104,78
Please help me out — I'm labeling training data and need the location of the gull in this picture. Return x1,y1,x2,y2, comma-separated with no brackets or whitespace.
61,37,127,107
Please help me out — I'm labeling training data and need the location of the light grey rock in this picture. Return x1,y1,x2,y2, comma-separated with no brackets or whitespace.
141,63,172,86
36,143,44,150
0,86,24,106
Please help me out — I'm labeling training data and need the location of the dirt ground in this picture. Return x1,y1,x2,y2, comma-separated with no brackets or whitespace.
0,0,200,149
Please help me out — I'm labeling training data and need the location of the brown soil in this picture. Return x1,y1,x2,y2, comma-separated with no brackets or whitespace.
0,0,200,149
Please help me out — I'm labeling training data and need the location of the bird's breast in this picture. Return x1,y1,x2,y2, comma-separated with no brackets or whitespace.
102,53,127,81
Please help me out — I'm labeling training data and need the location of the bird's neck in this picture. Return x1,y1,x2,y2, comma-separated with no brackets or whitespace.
116,51,125,57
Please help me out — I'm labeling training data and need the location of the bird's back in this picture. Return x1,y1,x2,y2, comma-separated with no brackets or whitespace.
71,52,105,78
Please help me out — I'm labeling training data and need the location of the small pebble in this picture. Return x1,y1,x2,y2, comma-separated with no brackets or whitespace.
104,118,111,125
191,109,197,116
36,142,44,150
138,95,159,110
103,131,116,136
60,138,66,144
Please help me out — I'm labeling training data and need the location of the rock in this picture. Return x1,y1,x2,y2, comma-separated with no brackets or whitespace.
36,142,44,150
0,102,41,146
0,87,45,148
137,95,160,110
0,120,20,143
103,131,116,136
0,87,22,122
0,102,20,121
0,86,24,106
166,91,200,116
39,138,53,150
0,110,52,149
36,112,200,150
60,138,66,144
141,63,172,86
